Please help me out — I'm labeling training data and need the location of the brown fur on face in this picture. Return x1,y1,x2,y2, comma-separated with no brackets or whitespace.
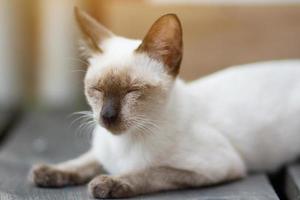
85,67,168,135
78,11,181,135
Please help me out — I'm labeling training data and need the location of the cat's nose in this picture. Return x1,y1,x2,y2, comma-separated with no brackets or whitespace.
100,103,118,125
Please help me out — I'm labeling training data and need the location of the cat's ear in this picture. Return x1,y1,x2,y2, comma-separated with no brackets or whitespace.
136,14,183,77
74,7,114,56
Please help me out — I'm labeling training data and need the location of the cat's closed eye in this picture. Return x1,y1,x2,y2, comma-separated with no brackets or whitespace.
127,87,140,94
92,86,103,92
88,87,103,98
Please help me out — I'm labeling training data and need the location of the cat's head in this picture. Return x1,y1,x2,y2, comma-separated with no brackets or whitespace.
75,7,183,134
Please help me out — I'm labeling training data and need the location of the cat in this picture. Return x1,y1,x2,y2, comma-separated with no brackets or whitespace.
29,7,300,199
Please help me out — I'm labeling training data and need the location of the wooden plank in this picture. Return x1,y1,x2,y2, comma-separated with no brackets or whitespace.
0,112,90,164
134,174,279,200
0,159,87,200
0,113,279,199
0,110,18,146
286,164,300,200
0,157,280,200
0,159,279,200
0,113,7,133
0,112,11,136
0,112,91,199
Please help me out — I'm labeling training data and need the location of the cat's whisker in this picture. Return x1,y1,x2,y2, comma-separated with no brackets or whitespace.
69,115,93,129
129,116,161,133
68,111,93,119
80,120,96,139
128,118,159,136
78,119,94,131
65,57,89,66
71,69,87,73
75,119,95,139
130,120,157,133
143,116,167,124
133,114,167,125
69,111,95,139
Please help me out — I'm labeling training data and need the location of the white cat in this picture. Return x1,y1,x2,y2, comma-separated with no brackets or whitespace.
30,7,300,199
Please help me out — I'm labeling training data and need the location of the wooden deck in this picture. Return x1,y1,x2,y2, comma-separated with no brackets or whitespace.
0,111,298,199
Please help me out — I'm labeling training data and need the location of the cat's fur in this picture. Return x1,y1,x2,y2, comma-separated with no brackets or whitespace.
30,7,300,198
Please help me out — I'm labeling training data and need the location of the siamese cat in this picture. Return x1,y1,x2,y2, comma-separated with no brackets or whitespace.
30,7,300,199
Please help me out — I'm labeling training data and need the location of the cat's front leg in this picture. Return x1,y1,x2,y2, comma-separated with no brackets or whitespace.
88,165,244,199
29,150,102,187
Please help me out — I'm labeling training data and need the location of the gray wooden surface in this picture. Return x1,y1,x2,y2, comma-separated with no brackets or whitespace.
135,174,279,200
0,160,279,200
0,112,280,199
0,113,6,131
0,112,90,164
0,112,11,136
0,159,88,200
286,164,300,200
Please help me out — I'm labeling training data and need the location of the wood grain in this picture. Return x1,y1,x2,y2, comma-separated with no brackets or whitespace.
0,110,19,146
0,113,9,134
0,158,280,200
0,113,280,199
0,112,90,164
286,164,300,200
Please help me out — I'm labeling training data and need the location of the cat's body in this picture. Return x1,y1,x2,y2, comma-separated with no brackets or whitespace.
189,60,300,172
93,59,300,176
30,8,300,199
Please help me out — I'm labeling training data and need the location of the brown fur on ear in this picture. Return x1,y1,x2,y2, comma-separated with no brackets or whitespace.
74,7,114,54
136,14,183,77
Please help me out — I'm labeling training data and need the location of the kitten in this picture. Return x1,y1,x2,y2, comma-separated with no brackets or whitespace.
30,7,300,198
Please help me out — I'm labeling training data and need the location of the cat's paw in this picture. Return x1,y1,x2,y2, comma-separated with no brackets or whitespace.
29,164,80,187
88,175,135,198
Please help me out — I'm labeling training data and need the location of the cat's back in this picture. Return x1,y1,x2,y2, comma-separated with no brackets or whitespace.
186,60,300,171
189,60,300,91
188,60,300,120
188,60,300,110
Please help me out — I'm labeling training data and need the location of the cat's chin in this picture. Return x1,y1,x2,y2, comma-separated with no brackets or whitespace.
99,123,128,135
107,129,125,135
